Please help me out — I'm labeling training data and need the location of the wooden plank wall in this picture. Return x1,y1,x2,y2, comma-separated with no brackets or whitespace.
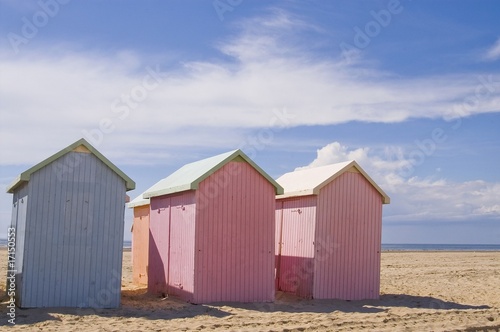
314,171,382,300
194,161,275,303
132,205,150,285
19,152,126,308
148,191,196,302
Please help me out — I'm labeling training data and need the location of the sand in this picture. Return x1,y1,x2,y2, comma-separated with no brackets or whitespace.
0,249,499,331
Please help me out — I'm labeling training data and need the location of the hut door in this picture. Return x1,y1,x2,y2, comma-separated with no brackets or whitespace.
10,196,27,274
148,196,171,295
275,201,284,289
165,192,195,300
277,198,316,298
10,200,18,230
10,196,27,306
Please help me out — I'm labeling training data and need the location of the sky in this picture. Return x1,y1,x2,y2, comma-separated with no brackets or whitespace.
0,0,499,244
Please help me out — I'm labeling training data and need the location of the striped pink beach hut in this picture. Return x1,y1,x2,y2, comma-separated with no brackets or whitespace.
275,161,390,300
143,150,283,303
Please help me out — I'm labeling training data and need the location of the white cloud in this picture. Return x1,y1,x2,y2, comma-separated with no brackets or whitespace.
300,142,500,222
1,11,499,166
484,37,500,61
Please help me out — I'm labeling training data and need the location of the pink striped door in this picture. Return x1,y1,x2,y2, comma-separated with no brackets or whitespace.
277,196,316,298
148,196,170,295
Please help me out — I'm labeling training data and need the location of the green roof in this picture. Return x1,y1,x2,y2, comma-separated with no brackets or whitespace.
127,191,150,208
6,138,135,193
143,149,283,198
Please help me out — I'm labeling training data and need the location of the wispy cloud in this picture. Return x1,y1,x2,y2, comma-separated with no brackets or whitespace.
1,11,499,165
299,142,500,222
484,37,500,61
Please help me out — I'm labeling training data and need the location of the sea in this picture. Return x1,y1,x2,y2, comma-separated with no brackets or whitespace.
381,243,500,251
0,239,499,251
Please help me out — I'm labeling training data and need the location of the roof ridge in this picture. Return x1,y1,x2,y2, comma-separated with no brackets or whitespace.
6,138,135,193
276,160,390,204
143,149,283,199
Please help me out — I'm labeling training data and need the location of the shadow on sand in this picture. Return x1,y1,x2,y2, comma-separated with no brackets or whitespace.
378,293,490,310
0,289,491,327
0,288,230,326
211,291,491,314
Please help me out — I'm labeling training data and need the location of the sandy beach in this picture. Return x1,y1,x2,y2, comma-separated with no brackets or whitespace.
0,249,499,331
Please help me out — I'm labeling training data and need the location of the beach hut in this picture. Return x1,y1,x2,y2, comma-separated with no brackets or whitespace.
275,161,390,300
143,149,283,303
6,138,135,308
128,193,150,285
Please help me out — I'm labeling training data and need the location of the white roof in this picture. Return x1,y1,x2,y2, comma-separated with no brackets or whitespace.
127,191,150,208
276,160,390,204
143,149,283,199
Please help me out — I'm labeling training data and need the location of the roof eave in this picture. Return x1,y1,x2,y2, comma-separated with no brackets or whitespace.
313,161,355,193
143,184,194,199
143,149,283,199
319,161,390,205
78,139,135,191
6,138,135,193
289,160,391,205
6,175,24,194
232,150,284,195
349,162,390,205
276,189,316,199
190,149,284,195
127,199,150,208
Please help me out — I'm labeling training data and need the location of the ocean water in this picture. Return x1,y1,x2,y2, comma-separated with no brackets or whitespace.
0,239,498,251
381,243,500,251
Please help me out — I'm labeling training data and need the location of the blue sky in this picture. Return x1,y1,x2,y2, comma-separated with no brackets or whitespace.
0,0,499,244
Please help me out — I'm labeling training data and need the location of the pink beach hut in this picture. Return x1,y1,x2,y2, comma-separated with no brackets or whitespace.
143,149,283,303
275,161,390,300
128,193,150,285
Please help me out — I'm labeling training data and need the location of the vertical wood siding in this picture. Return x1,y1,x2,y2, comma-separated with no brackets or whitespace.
10,183,28,305
148,195,170,295
274,201,282,290
18,152,126,308
313,171,382,300
194,161,275,303
275,196,317,298
148,191,196,301
166,192,196,300
132,205,150,285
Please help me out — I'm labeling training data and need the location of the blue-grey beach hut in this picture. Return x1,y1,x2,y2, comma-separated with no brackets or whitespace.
6,138,135,308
